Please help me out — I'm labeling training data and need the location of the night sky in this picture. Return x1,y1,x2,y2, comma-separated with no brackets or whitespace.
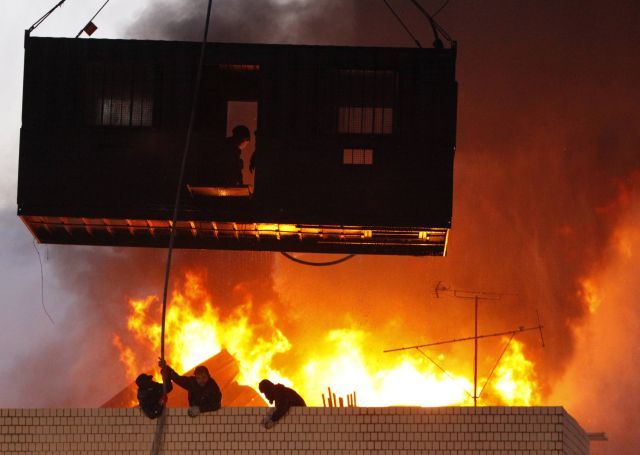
1,1,639,453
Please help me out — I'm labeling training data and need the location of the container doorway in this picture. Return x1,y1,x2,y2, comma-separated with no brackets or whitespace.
226,101,258,189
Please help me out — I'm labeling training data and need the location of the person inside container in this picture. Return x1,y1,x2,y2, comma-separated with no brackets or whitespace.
258,379,306,429
160,360,222,417
211,124,250,186
136,367,173,419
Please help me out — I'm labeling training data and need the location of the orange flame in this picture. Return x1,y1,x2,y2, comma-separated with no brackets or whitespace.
114,271,541,407
490,338,540,405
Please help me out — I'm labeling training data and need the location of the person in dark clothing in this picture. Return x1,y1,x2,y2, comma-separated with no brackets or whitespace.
258,379,306,429
160,361,222,417
211,125,250,186
136,369,173,419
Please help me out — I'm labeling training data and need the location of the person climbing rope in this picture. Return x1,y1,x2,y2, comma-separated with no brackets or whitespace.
160,360,222,417
136,367,173,419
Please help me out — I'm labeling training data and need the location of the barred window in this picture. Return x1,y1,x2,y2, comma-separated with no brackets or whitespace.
336,70,397,135
339,106,393,134
85,62,154,127
217,64,260,72
343,148,374,165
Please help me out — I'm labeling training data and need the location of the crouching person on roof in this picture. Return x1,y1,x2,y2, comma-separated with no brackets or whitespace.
160,360,222,417
136,367,172,419
258,379,306,429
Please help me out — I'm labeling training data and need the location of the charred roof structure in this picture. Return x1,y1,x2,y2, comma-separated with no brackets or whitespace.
19,36,457,255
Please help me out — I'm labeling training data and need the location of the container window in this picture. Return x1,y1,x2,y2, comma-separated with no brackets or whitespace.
343,148,374,165
338,106,393,134
85,62,154,127
335,69,397,135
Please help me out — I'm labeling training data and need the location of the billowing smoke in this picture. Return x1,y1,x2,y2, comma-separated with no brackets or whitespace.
129,5,639,451
3,0,640,452
0,242,275,407
127,0,357,44
549,175,640,454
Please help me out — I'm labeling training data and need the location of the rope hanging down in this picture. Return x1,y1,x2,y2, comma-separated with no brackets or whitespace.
151,3,213,454
32,239,55,325
280,252,355,267
159,0,213,365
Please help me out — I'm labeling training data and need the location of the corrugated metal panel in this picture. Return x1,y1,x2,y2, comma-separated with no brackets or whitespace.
19,37,457,255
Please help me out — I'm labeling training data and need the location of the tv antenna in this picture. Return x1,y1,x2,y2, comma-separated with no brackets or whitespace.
384,283,545,407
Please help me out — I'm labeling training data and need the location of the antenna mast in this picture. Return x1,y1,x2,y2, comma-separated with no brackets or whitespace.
385,283,544,407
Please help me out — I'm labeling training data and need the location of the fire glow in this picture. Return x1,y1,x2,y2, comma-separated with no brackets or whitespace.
113,271,540,407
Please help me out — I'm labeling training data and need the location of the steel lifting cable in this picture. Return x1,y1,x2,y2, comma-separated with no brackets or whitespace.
280,251,356,267
409,0,455,48
382,0,422,48
432,0,452,17
75,0,112,38
27,0,68,34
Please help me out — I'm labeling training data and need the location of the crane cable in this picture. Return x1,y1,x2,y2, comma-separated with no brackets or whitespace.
27,0,68,35
382,0,422,48
409,0,455,48
152,2,213,453
381,0,454,49
75,0,112,38
432,0,452,17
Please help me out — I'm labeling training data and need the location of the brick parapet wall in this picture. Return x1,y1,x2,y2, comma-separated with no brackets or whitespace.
0,406,589,454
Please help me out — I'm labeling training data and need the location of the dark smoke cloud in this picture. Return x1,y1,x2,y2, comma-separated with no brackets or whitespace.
4,0,640,451
127,0,357,44
130,0,640,450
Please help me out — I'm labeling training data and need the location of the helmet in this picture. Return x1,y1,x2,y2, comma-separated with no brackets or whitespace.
194,365,210,377
258,379,274,394
232,125,251,141
135,374,153,387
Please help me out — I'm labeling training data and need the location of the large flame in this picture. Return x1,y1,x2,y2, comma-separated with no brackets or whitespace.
114,271,540,406
490,338,540,405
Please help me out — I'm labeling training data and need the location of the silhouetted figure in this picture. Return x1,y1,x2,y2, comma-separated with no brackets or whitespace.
258,379,306,429
211,125,250,186
136,369,172,419
161,361,222,417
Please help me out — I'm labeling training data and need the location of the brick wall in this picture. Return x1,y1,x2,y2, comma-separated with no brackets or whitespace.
0,406,589,454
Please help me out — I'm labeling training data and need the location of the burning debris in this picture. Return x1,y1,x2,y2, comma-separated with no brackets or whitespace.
109,270,542,410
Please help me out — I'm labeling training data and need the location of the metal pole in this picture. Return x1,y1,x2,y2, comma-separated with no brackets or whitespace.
474,295,478,407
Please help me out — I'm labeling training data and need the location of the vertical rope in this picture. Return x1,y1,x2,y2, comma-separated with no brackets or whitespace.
151,3,213,454
160,0,213,365
32,239,55,325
